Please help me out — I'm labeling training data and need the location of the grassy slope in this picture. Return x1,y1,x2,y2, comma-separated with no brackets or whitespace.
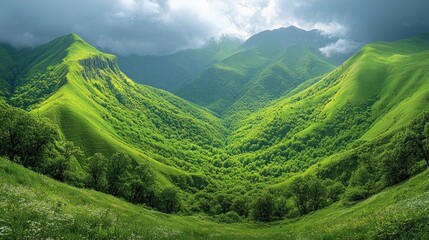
4,34,227,188
174,27,335,119
224,46,335,126
1,156,428,239
227,33,429,183
175,49,267,115
2,33,429,239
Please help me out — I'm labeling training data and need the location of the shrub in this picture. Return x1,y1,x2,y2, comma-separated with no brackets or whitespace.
383,130,421,185
253,192,274,222
107,152,131,196
87,153,108,191
343,186,368,203
290,175,327,215
216,211,241,223
158,187,181,213
232,196,250,217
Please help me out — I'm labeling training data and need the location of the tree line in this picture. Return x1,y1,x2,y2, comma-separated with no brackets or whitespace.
1,103,428,221
0,105,181,214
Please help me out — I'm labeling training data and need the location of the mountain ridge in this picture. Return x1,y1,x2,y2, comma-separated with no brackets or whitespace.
0,33,230,193
118,36,242,91
175,27,336,120
1,32,429,237
3,32,429,187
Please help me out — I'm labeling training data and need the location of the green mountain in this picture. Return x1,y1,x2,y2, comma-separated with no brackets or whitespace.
239,26,331,57
1,31,429,239
118,37,241,91
174,27,336,120
0,44,16,99
0,34,227,189
227,33,429,183
2,32,429,196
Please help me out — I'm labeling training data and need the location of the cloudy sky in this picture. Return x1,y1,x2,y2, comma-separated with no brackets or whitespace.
1,0,429,56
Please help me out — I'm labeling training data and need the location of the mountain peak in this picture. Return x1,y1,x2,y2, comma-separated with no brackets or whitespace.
239,26,332,56
279,25,306,32
54,33,86,47
42,33,110,61
63,33,84,42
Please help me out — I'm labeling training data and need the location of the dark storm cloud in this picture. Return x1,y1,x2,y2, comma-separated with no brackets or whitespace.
0,0,226,55
276,0,429,42
0,0,428,56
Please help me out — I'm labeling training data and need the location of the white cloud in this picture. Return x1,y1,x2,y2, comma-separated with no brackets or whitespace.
312,22,348,37
319,39,360,57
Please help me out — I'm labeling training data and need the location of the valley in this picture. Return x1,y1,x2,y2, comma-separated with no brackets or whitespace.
1,26,429,239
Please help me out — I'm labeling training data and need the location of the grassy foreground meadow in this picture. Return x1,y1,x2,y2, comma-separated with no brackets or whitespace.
1,156,429,239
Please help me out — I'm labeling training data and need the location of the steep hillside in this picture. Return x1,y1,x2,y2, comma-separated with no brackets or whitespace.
226,33,429,181
1,34,227,188
118,37,241,91
2,32,429,230
175,27,336,119
0,44,18,101
225,46,335,125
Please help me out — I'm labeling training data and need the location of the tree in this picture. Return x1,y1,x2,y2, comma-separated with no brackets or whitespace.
232,196,250,217
215,193,233,214
344,186,368,202
273,195,289,218
307,176,327,211
384,130,421,185
107,152,131,196
129,162,157,206
325,180,345,203
193,191,215,214
53,141,85,185
60,141,84,160
409,112,429,166
290,176,311,215
290,175,327,215
158,187,181,213
87,153,108,191
0,107,29,161
47,155,69,181
253,192,274,222
423,124,429,166
0,107,58,168
134,162,155,186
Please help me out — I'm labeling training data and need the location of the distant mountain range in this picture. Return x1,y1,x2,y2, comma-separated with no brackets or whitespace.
119,27,352,124
117,37,242,91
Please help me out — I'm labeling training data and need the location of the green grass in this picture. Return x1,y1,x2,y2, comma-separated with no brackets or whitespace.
175,44,334,119
1,156,429,239
2,32,429,238
224,46,335,127
1,34,229,193
225,33,429,186
3,32,429,197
